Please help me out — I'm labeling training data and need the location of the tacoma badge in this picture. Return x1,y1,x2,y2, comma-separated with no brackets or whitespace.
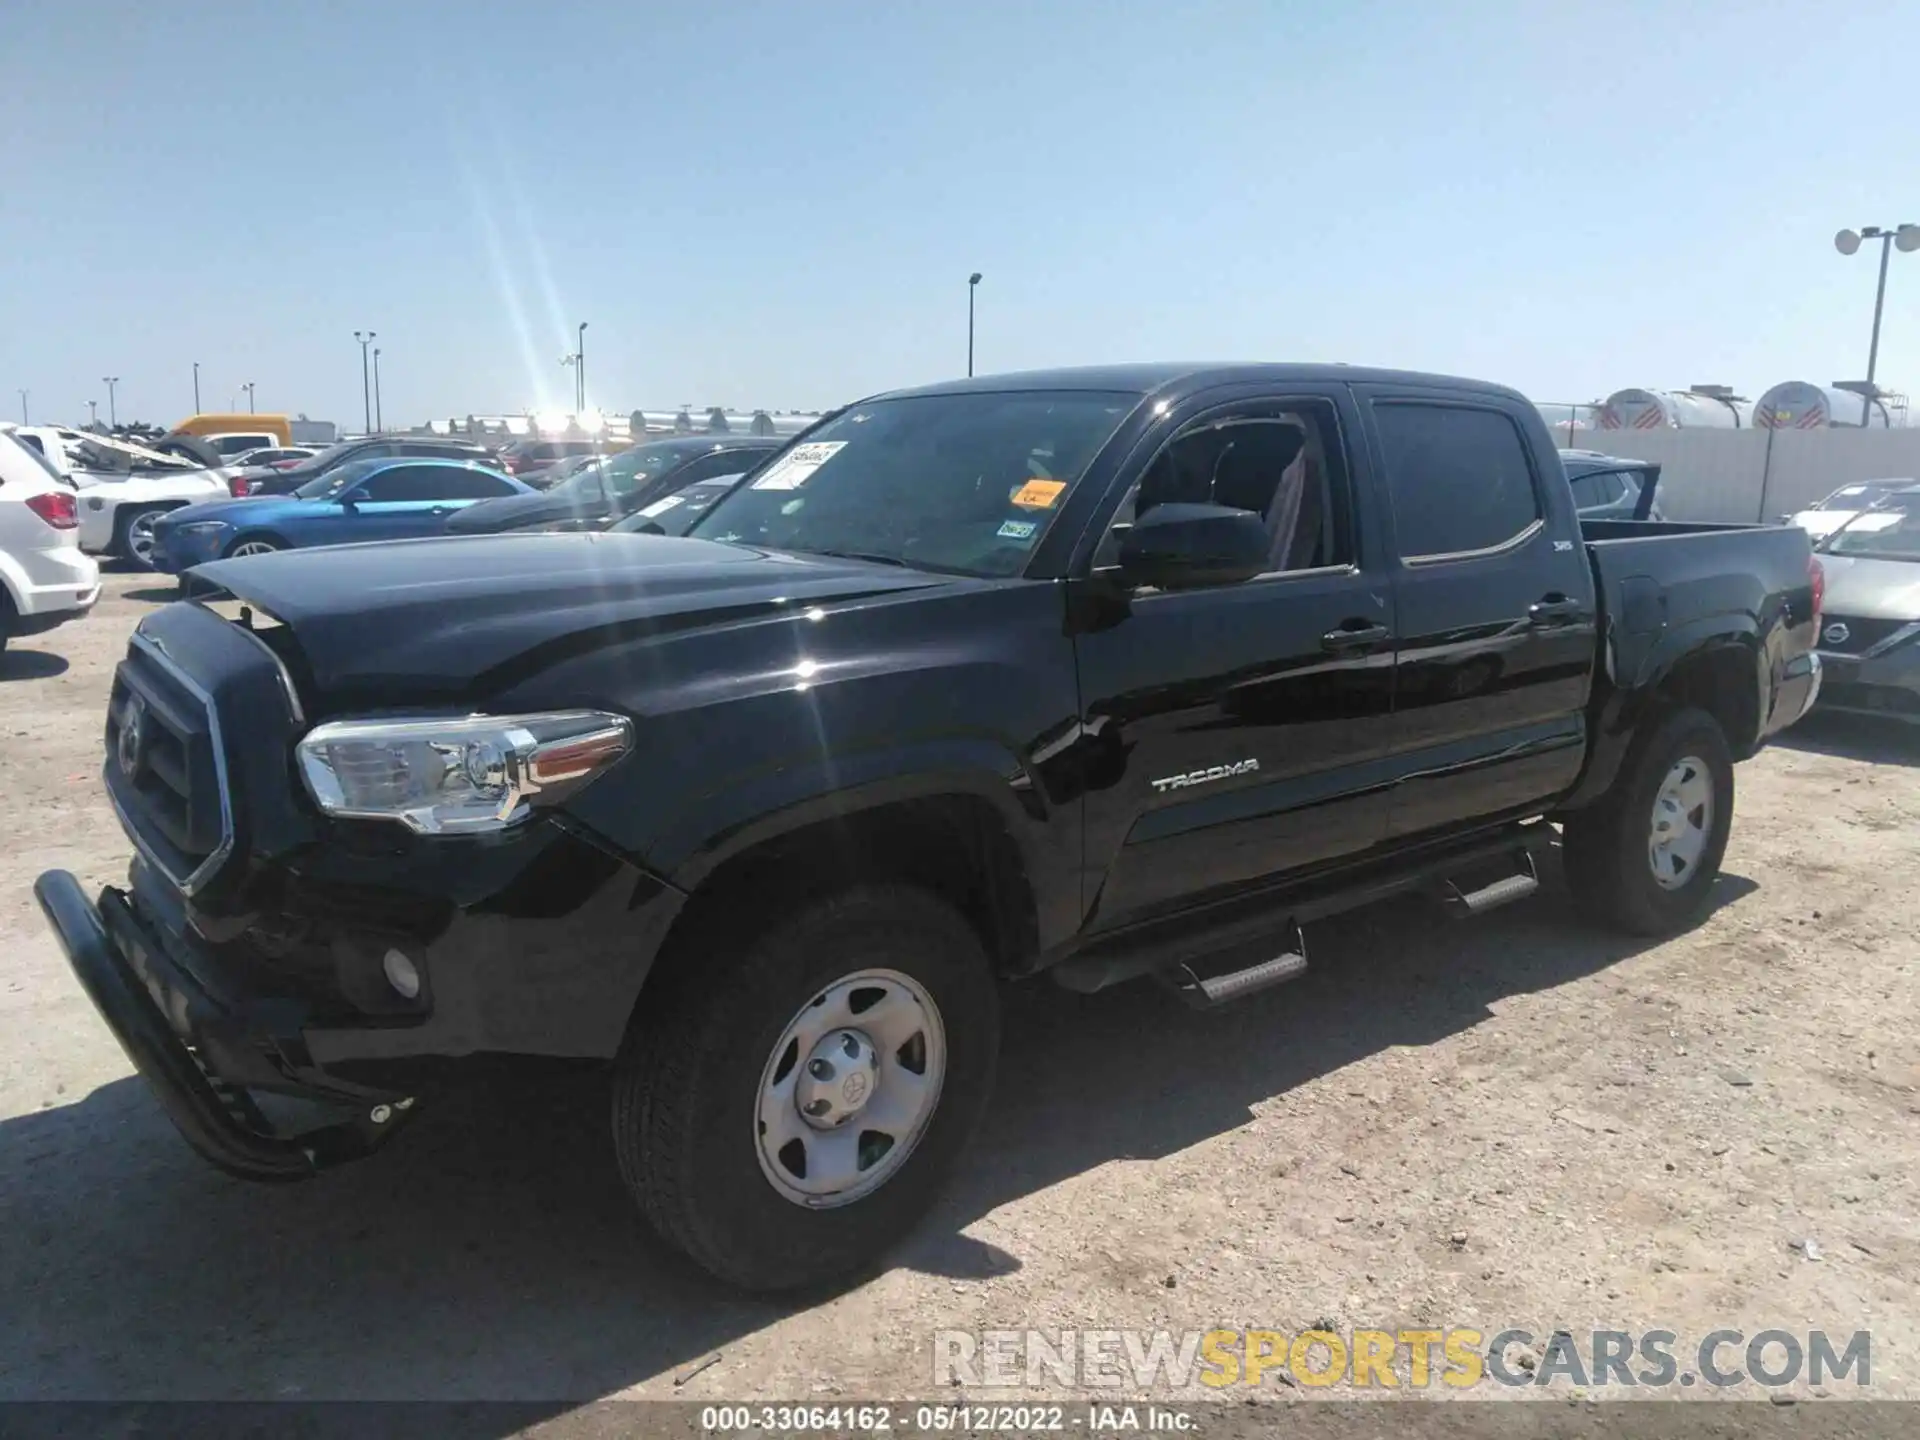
1150,759,1259,794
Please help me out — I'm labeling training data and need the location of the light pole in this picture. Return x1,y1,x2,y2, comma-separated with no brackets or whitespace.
17,390,26,424
242,381,256,413
192,361,201,412
354,330,376,434
967,273,982,377
576,322,588,411
1835,224,1920,409
87,400,98,427
373,348,383,432
102,377,120,428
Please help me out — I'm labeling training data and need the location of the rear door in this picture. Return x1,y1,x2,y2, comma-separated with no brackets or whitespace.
1357,389,1597,838
1070,385,1399,931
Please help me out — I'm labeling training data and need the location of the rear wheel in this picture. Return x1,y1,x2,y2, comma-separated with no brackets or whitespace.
1562,706,1734,935
612,883,1000,1292
115,506,170,570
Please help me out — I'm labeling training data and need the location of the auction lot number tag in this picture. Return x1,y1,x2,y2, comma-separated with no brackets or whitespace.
752,441,847,491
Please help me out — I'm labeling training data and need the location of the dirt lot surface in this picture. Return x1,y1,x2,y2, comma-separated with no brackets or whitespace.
2,573,1917,1417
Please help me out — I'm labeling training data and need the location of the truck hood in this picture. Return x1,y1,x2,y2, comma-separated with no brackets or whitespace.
190,531,949,703
1817,553,1920,620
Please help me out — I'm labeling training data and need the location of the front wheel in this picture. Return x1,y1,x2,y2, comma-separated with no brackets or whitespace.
612,884,1000,1291
224,536,284,558
1562,706,1734,935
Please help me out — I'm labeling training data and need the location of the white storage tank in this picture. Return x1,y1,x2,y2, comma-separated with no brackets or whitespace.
1754,381,1893,429
1597,387,1754,429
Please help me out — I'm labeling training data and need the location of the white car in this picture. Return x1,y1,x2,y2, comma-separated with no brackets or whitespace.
0,431,100,655
1788,479,1919,543
46,432,236,568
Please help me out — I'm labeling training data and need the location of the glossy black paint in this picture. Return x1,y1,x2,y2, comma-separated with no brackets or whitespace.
39,364,1820,1167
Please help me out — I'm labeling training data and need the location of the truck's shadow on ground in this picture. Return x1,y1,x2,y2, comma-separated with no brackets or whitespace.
0,649,71,681
0,869,1754,1410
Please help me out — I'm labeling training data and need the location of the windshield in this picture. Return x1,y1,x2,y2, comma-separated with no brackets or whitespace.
1821,502,1920,560
548,444,686,502
293,457,383,499
1814,481,1912,511
613,475,747,536
686,391,1137,576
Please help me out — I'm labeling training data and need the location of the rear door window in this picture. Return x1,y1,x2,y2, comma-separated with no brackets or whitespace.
1375,404,1542,560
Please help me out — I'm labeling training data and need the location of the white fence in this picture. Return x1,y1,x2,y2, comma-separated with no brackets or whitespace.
1572,428,1920,523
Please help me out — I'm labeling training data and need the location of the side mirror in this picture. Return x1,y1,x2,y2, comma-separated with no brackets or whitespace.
1117,503,1270,590
339,496,360,513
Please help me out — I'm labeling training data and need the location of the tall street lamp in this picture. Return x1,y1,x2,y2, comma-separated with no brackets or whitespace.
373,348,383,432
192,361,201,413
1835,224,1920,406
576,322,588,411
17,390,27,424
87,400,98,427
354,330,377,434
242,381,256,413
102,377,120,428
967,273,982,377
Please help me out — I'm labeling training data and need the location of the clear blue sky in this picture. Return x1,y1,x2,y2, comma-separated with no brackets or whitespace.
4,0,1917,429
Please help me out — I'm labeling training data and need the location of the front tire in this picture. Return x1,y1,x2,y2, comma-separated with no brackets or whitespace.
612,884,1000,1292
1562,706,1734,935
224,536,284,558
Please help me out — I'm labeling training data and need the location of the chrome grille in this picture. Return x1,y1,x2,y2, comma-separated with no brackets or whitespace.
1817,615,1915,656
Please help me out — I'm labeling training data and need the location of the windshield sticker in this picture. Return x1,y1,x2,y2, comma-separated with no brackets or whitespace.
638,494,684,517
1011,478,1067,510
752,440,847,491
997,518,1039,541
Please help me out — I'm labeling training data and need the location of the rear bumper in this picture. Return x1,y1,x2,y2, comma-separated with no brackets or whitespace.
33,867,411,1181
2,544,100,623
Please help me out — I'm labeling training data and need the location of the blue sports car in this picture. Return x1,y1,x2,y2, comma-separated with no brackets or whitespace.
151,457,533,574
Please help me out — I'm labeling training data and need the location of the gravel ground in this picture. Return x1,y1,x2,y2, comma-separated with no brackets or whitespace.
2,572,1916,1418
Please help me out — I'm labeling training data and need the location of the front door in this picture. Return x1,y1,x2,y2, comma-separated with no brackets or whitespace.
1071,389,1399,932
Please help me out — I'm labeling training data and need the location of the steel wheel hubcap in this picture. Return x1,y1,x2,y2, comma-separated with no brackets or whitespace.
129,514,158,561
1648,754,1713,891
755,969,945,1208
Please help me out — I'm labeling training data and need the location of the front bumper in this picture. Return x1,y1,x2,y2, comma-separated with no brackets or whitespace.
34,867,410,1180
1815,645,1920,722
152,528,229,575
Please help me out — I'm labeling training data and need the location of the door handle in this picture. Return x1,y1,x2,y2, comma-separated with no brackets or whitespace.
1528,595,1582,627
1320,622,1392,652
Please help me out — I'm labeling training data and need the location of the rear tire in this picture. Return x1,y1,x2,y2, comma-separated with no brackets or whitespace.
612,883,1000,1292
114,505,170,571
1562,706,1734,935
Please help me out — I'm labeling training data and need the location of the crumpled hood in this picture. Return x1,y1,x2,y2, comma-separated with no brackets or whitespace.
191,531,946,703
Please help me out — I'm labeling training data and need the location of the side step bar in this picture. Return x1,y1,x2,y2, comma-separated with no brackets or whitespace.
1440,850,1540,917
1162,923,1309,1010
1051,821,1555,1003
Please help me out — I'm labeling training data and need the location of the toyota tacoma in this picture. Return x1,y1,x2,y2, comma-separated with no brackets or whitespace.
37,364,1823,1291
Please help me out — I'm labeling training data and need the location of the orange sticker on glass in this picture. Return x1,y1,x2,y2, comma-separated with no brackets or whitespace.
1010,479,1067,509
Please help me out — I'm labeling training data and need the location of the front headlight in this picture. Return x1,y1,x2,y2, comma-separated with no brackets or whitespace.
295,711,632,834
176,521,232,536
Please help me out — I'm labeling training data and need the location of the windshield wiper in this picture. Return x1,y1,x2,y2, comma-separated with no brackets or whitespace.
790,547,911,568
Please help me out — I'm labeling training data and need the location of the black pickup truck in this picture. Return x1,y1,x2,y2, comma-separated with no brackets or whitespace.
37,365,1822,1291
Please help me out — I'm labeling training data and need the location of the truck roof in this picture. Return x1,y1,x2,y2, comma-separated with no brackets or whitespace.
878,363,1528,404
